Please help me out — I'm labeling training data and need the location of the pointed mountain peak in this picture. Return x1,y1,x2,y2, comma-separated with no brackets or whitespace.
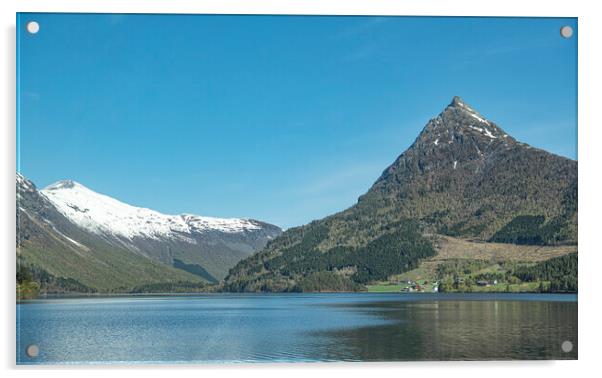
446,96,481,116
431,96,510,139
408,97,515,162
449,95,464,107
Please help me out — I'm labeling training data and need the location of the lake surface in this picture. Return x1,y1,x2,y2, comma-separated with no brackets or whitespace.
16,293,577,364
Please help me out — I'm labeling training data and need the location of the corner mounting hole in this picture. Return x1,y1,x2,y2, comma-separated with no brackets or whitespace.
560,26,573,39
561,340,573,353
26,344,39,358
26,21,40,34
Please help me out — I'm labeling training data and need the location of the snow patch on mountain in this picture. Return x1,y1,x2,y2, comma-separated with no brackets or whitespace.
468,125,498,140
40,180,262,241
468,112,490,124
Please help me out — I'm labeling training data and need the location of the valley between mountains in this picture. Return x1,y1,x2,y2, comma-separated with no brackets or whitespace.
17,97,577,298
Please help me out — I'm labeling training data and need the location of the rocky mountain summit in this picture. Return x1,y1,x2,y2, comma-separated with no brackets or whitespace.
362,96,577,242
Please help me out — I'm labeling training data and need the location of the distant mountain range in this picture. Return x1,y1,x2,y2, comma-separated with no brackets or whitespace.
223,97,578,292
16,174,282,293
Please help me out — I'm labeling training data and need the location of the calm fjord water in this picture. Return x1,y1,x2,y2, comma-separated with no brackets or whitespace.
17,293,577,364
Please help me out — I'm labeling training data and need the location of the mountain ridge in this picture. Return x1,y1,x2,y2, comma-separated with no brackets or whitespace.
17,173,282,294
41,179,273,241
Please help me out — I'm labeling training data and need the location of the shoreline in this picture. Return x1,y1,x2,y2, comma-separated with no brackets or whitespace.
17,291,578,302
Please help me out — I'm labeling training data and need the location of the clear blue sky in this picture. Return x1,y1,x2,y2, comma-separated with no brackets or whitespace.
17,14,577,229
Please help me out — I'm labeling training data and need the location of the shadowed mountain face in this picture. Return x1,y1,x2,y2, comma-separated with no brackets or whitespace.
224,97,577,292
16,174,282,292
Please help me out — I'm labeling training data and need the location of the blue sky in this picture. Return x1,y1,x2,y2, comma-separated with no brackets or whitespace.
17,14,577,229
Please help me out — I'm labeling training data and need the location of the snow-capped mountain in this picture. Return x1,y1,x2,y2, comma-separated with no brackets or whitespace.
41,180,268,242
17,172,211,292
17,174,282,291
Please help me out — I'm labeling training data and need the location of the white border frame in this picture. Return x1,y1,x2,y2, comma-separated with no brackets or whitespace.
2,1,601,377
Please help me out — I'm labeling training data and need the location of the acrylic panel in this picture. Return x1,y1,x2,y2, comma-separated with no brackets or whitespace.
16,13,578,364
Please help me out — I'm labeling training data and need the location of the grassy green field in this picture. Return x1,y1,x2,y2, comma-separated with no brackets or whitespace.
366,278,438,293
366,283,405,292
366,280,544,293
468,281,544,292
